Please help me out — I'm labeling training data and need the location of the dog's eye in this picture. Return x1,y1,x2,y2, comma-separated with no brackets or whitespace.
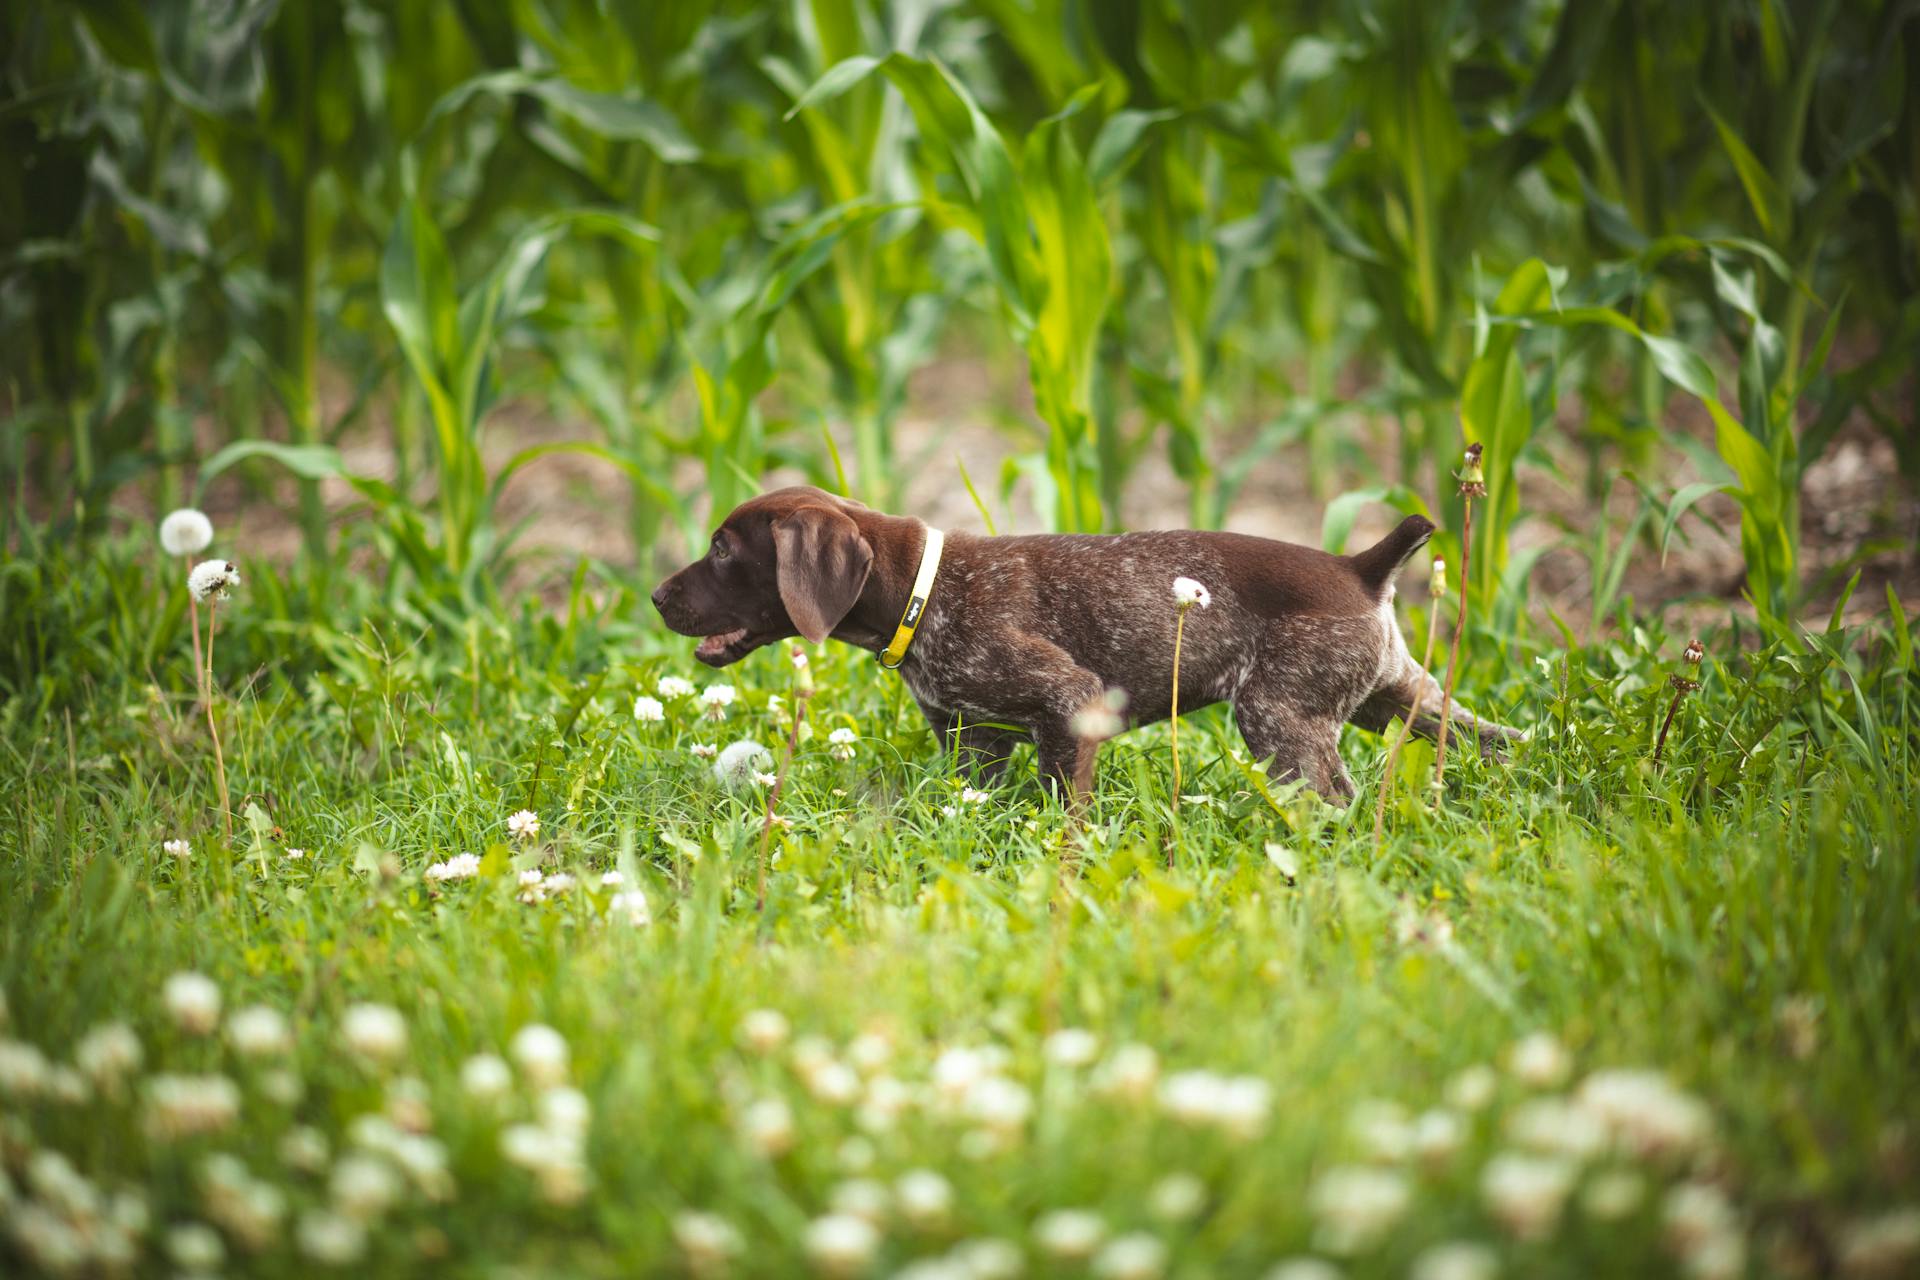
710,536,729,561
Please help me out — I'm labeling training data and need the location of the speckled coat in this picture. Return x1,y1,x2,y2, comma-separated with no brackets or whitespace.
651,486,1518,801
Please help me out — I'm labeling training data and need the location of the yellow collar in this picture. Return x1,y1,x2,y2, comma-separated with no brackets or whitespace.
877,525,944,670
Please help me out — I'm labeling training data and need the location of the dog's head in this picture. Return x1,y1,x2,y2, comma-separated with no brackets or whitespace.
650,486,875,666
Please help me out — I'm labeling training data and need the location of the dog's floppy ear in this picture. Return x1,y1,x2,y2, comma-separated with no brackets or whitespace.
774,505,874,644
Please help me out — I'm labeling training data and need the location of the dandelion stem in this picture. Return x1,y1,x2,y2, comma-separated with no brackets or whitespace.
1169,605,1189,868
183,553,206,709
759,688,810,912
1376,580,1442,848
1434,494,1474,800
204,601,232,842
1653,693,1683,766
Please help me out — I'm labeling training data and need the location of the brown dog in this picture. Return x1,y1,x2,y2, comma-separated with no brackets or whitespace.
651,486,1518,801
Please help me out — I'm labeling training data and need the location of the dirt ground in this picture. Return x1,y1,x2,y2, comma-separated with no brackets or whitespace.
165,350,1920,640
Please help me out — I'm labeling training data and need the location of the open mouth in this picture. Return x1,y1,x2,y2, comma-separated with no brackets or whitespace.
694,628,752,666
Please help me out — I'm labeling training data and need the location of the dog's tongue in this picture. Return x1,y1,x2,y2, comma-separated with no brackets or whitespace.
696,629,748,661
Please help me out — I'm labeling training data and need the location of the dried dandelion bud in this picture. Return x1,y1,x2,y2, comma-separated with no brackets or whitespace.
1669,639,1705,694
1428,557,1447,598
1457,443,1487,499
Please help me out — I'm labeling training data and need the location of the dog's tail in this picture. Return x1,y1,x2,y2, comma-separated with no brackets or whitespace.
1349,514,1436,598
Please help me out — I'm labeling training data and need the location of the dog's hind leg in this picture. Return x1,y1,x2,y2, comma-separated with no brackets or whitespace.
917,701,1025,782
1351,665,1522,760
1233,694,1354,803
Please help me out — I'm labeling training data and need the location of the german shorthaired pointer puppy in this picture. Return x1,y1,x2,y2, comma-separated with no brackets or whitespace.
651,486,1518,802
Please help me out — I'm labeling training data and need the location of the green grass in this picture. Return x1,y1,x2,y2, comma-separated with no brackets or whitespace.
1,535,1915,1277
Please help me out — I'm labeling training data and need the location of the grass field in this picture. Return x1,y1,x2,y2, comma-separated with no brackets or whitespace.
1,530,1915,1278
7,1,1920,1275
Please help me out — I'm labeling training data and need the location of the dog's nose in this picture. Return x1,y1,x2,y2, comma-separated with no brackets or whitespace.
650,583,671,612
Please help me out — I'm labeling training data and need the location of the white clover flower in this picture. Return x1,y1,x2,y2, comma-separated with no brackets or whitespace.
599,870,626,887
1034,1209,1107,1261
142,1073,241,1139
280,1125,331,1174
1348,1098,1414,1162
539,1086,591,1138
674,1211,744,1274
700,683,737,720
1573,1069,1713,1160
167,1222,225,1273
329,1153,402,1222
737,1096,796,1157
501,1124,589,1205
227,1005,294,1058
1508,1032,1571,1088
0,1040,52,1099
519,869,546,888
952,1238,1024,1280
1307,1165,1412,1254
753,770,779,787
385,1076,434,1133
1412,1108,1466,1167
1446,1064,1499,1111
804,1212,880,1276
1148,1173,1207,1223
659,675,697,700
804,1059,862,1107
73,1022,143,1087
461,1053,513,1102
259,1067,303,1106
1171,577,1212,609
297,1208,369,1265
847,1031,892,1073
1506,1097,1608,1162
830,1178,890,1224
633,695,666,723
714,740,774,788
896,1169,953,1228
691,743,718,759
1265,1259,1344,1280
738,1009,790,1054
511,1024,569,1087
1582,1169,1646,1221
187,559,241,602
425,852,481,882
1093,1043,1159,1102
961,787,991,804
1480,1152,1576,1240
1158,1070,1271,1139
1836,1207,1920,1277
828,727,858,760
608,889,652,926
1044,1028,1100,1068
285,847,305,860
163,838,191,858
1408,1241,1498,1280
1093,1232,1169,1280
339,1003,408,1062
164,971,222,1035
507,809,541,841
160,509,215,557
542,872,577,893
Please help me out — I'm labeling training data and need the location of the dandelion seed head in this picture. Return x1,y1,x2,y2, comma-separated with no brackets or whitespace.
1171,577,1212,609
714,740,774,788
160,509,215,557
187,559,241,602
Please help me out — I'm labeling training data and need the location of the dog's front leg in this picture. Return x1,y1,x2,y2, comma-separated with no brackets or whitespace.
917,699,1024,783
